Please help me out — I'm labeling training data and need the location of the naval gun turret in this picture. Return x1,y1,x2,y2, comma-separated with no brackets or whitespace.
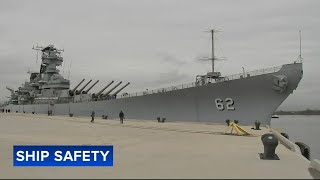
92,81,114,98
69,79,85,96
6,86,18,104
82,80,99,94
75,79,92,95
103,81,123,97
111,82,130,97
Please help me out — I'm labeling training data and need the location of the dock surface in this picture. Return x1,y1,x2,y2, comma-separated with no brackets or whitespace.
0,113,314,179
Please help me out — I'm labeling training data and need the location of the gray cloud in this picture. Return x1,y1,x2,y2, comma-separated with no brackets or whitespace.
155,53,187,66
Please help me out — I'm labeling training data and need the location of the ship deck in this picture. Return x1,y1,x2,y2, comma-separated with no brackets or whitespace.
0,113,317,179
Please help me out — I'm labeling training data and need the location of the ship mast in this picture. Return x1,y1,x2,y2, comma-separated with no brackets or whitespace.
196,29,226,85
211,29,215,73
295,30,303,63
208,29,225,73
299,30,302,62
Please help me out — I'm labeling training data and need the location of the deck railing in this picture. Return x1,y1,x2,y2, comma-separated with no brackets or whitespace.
116,65,283,100
7,65,284,105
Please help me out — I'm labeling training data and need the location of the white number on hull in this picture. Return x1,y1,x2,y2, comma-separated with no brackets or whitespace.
225,98,235,110
215,98,224,111
214,98,235,111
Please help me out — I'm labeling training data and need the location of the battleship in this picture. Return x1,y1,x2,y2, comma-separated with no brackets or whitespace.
1,30,303,125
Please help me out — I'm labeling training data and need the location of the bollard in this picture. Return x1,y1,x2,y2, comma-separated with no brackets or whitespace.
226,119,230,126
295,142,310,160
260,133,279,160
234,120,239,124
280,132,289,139
16,111,18,113
157,117,161,123
69,113,73,117
162,118,166,123
254,120,261,130
32,112,35,114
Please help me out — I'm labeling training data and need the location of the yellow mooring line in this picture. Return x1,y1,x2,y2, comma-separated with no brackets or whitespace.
224,122,250,136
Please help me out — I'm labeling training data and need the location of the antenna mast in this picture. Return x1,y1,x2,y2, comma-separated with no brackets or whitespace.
32,44,42,64
68,60,72,80
208,29,224,72
197,28,226,80
201,29,224,73
211,29,215,73
299,30,302,62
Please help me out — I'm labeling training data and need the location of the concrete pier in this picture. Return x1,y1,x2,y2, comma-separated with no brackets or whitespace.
0,113,316,179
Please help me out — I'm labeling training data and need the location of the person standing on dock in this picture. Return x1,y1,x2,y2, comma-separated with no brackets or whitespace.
91,110,95,123
119,110,124,124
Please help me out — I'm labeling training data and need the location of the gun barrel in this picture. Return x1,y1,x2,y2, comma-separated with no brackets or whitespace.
83,80,99,94
96,81,114,97
113,82,130,96
69,79,85,96
103,81,123,96
72,79,85,92
76,80,92,95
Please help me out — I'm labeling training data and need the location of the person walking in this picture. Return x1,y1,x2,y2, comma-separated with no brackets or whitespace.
119,110,124,124
91,110,95,123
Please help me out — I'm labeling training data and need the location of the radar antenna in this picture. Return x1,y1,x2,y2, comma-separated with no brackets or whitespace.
32,44,44,51
32,44,64,53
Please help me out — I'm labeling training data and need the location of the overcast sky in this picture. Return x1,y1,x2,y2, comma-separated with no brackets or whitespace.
0,0,319,110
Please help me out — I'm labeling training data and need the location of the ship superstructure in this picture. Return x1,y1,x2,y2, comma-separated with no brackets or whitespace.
5,45,130,106
7,45,71,105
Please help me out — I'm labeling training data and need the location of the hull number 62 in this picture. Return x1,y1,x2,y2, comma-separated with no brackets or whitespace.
215,98,235,111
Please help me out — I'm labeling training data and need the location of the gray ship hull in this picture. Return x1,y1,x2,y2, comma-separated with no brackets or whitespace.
6,63,303,125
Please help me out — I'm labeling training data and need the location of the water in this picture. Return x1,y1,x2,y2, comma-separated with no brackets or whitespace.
271,115,320,160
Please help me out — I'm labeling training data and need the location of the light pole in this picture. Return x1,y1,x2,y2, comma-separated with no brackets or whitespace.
242,67,245,77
